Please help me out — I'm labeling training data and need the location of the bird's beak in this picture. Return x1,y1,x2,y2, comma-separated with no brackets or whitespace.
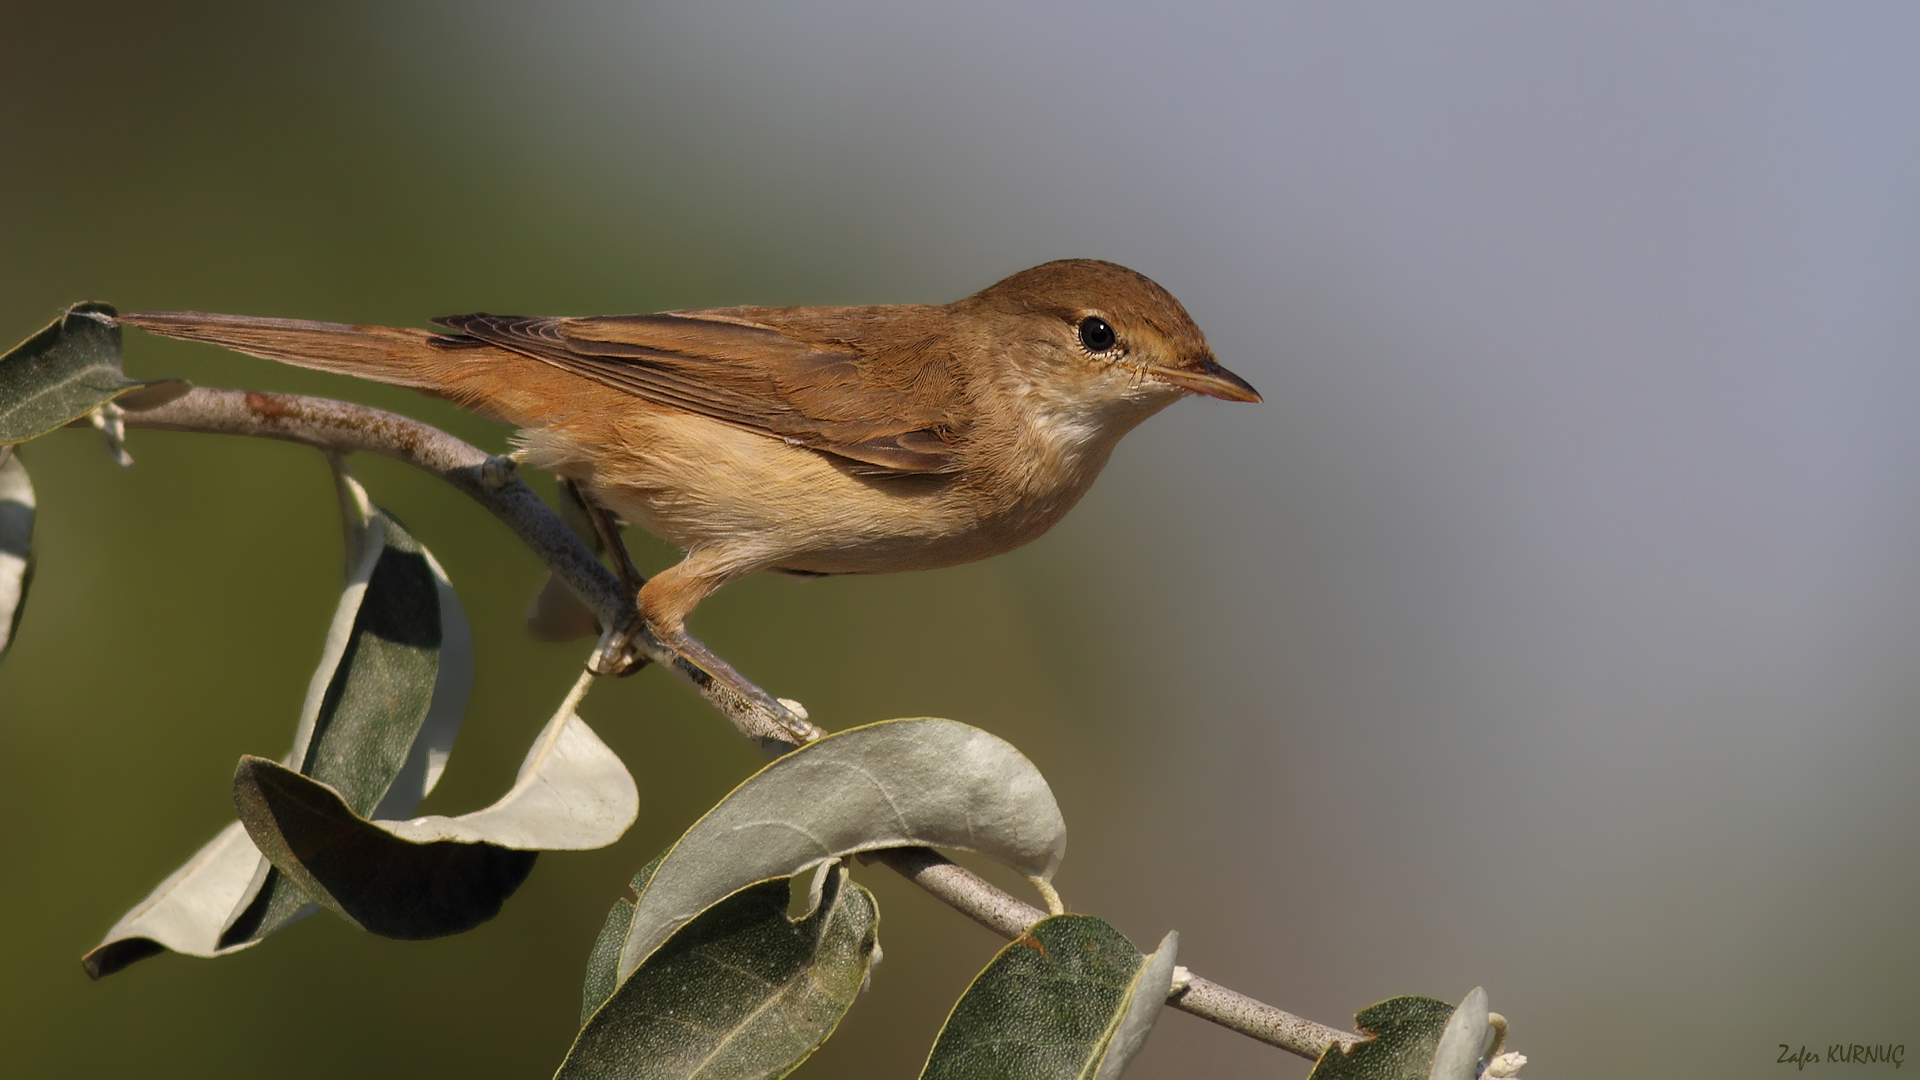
1148,357,1263,402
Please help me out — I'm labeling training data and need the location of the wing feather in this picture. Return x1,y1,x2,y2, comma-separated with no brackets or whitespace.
430,309,968,473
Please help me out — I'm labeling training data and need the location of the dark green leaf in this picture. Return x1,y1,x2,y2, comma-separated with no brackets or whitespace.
232,756,537,939
238,474,472,938
85,472,474,973
584,856,666,1025
0,449,34,663
920,915,1174,1080
559,864,879,1080
620,718,1065,980
0,302,164,444
1305,995,1459,1080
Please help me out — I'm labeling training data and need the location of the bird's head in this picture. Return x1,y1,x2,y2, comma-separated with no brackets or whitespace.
959,259,1262,416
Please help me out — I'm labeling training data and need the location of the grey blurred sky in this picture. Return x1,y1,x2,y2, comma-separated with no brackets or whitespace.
5,2,1919,1076
406,5,1920,1070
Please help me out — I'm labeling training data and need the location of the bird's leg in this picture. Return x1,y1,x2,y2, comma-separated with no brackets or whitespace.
558,506,813,744
634,552,821,746
572,485,660,676
540,479,646,663
580,490,646,601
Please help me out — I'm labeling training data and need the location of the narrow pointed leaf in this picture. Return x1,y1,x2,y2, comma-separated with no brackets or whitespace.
1305,995,1459,1080
619,718,1063,979
86,472,473,972
0,302,167,443
560,865,879,1080
239,472,473,937
230,683,636,938
290,473,472,818
920,915,1170,1080
0,449,34,663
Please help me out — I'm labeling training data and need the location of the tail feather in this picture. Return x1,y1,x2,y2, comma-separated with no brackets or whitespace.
120,311,452,390
118,310,612,430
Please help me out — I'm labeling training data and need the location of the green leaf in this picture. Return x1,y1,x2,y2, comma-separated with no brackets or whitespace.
619,718,1065,980
558,864,880,1080
230,470,474,939
0,302,167,444
1305,995,1460,1080
229,757,538,939
294,471,472,820
84,470,474,975
0,449,34,663
228,672,638,939
920,915,1175,1080
583,856,667,1025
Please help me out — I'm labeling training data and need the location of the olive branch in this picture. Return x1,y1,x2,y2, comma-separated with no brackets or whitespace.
0,304,1526,1079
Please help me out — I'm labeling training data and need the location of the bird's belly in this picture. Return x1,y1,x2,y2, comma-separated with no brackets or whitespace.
524,410,1029,575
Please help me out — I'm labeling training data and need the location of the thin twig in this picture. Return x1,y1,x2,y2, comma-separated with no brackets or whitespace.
867,847,1361,1060
112,386,819,745
108,383,1363,1061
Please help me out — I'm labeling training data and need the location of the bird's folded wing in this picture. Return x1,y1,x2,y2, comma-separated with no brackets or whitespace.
430,310,969,474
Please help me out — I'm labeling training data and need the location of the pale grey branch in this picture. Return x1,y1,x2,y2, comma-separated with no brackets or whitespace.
112,384,1362,1063
866,847,1362,1060
113,386,820,744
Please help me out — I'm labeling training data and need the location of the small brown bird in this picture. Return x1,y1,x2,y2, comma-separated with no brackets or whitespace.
124,259,1258,643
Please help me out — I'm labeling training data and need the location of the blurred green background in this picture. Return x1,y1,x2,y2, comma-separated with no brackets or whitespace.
4,3,1918,1077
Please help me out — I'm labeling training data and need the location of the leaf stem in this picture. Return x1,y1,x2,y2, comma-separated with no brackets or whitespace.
111,384,1362,1062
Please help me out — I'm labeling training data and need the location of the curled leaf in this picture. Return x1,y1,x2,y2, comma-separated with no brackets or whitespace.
232,756,539,939
618,718,1065,980
230,675,637,939
559,864,879,1080
81,822,266,979
85,471,474,972
374,673,635,849
920,915,1173,1080
294,471,472,822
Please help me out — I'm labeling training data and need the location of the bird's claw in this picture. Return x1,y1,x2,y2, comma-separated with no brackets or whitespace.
588,621,648,677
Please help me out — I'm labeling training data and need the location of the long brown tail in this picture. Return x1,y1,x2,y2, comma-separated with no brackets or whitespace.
119,311,598,429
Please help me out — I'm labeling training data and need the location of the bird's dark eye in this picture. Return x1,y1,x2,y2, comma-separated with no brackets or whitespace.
1078,315,1116,352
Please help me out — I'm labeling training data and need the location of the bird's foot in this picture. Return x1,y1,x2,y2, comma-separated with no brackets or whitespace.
647,625,822,747
587,620,649,677
585,616,817,745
